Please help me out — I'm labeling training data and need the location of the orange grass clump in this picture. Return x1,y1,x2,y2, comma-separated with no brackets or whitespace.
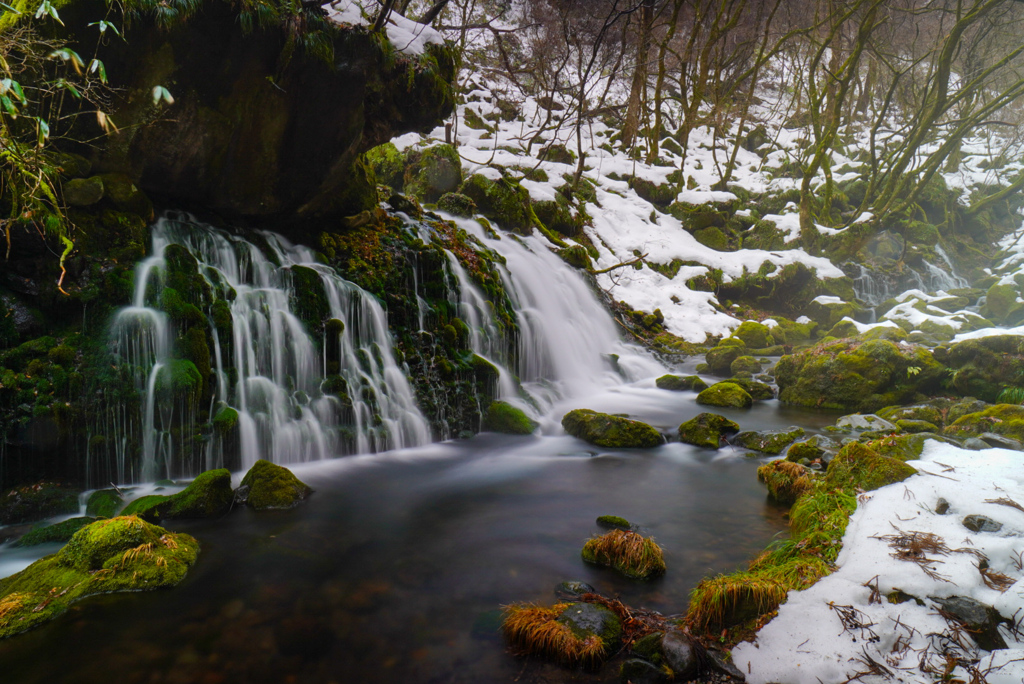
581,529,666,579
757,460,813,504
501,603,607,667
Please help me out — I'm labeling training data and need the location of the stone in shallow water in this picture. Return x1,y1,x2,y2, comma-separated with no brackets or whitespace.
654,374,707,392
696,382,752,409
660,630,698,679
963,514,1002,533
555,581,597,601
561,409,663,448
836,414,896,432
556,602,622,648
678,413,740,449
619,658,667,684
732,427,805,455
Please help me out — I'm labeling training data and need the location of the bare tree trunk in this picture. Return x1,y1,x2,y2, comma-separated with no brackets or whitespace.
621,0,655,149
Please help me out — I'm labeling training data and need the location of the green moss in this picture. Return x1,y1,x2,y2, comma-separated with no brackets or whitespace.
437,192,477,217
757,460,814,504
561,409,663,448
0,517,199,640
946,403,1024,442
596,514,631,530
733,321,771,348
239,459,313,510
557,245,592,269
155,359,202,402
86,489,123,517
705,342,746,375
730,355,762,375
894,419,938,433
694,226,731,250
720,378,774,401
458,173,535,234
934,335,1024,403
288,265,330,334
696,382,753,409
482,401,538,435
735,427,805,455
121,469,233,520
824,442,916,491
677,412,740,449
158,288,204,327
212,406,239,434
0,483,80,525
984,283,1019,323
655,374,707,392
534,197,584,237
366,142,405,190
404,144,463,203
629,178,677,206
119,494,170,519
15,517,96,547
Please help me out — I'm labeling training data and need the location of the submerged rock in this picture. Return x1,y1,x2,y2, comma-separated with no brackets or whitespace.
561,409,663,448
696,382,753,409
482,401,538,435
678,413,740,449
0,516,199,639
655,374,707,392
14,517,96,547
239,460,313,511
733,427,805,455
555,580,597,601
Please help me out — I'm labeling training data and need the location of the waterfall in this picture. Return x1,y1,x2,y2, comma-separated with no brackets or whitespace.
107,215,431,481
849,244,970,311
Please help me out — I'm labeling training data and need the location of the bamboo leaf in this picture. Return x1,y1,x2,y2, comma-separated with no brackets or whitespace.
0,1,22,14
88,59,107,84
151,85,174,106
36,118,50,146
35,0,64,26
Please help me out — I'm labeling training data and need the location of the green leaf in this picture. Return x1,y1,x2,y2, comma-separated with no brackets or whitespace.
88,59,107,84
56,79,81,99
151,85,174,106
48,49,85,74
36,118,50,147
0,1,22,14
88,20,120,36
35,0,64,26
0,94,16,116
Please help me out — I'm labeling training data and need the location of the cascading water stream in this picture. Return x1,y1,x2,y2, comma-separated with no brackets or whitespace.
107,215,431,481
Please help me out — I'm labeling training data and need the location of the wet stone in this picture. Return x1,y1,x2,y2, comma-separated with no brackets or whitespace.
979,432,1023,450
963,437,992,451
963,514,1002,533
555,580,597,601
836,414,896,432
661,630,699,679
935,498,950,515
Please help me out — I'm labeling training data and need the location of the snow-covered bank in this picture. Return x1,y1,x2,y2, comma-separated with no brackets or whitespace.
734,442,1024,683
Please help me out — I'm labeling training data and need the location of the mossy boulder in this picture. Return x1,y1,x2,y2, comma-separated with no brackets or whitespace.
824,442,917,491
557,602,622,653
895,419,939,434
734,427,805,455
655,374,708,392
786,435,842,464
775,336,945,412
868,432,954,462
730,356,762,375
804,297,861,328
561,409,663,448
877,403,945,427
0,483,80,525
404,144,463,203
121,469,234,520
534,197,584,238
596,515,632,530
15,517,96,547
630,178,677,206
63,176,105,206
459,173,535,234
696,382,753,409
437,192,477,217
757,460,814,504
85,489,123,518
983,282,1019,323
239,460,313,511
482,401,538,435
705,342,746,375
946,404,1024,443
678,413,740,449
0,517,199,640
366,142,405,190
733,321,771,349
720,378,774,401
933,335,1024,403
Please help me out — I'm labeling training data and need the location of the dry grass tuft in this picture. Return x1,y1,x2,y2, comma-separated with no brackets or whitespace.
582,529,666,579
0,593,32,620
501,603,606,667
757,460,814,504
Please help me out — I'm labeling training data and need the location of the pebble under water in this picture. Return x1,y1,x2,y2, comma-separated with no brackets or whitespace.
0,383,836,684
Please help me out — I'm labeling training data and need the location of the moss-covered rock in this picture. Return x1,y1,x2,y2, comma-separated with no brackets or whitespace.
678,413,741,449
121,469,233,520
0,517,199,639
895,419,939,434
561,409,663,448
757,460,814,504
775,335,945,412
730,356,762,375
404,144,463,203
933,335,1024,403
677,412,740,449
946,404,1024,443
719,378,775,401
436,192,477,217
877,403,945,427
0,483,80,525
366,142,405,190
734,427,805,455
868,432,954,462
482,401,538,435
705,342,747,375
15,517,96,547
733,321,771,349
238,460,313,510
596,514,631,530
696,382,753,409
655,374,708,392
459,173,535,234
63,176,105,206
786,435,842,464
804,297,861,328
85,489,123,518
824,442,917,491
983,282,1019,323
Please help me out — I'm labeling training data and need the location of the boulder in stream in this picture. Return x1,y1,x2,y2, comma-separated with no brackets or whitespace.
121,469,234,520
238,460,313,511
734,427,805,455
85,488,123,518
581,529,666,580
502,601,621,667
561,409,663,448
655,374,707,392
678,413,740,449
696,382,753,409
481,401,538,435
0,516,199,639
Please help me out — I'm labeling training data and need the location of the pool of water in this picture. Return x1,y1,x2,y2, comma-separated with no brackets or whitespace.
0,380,844,683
